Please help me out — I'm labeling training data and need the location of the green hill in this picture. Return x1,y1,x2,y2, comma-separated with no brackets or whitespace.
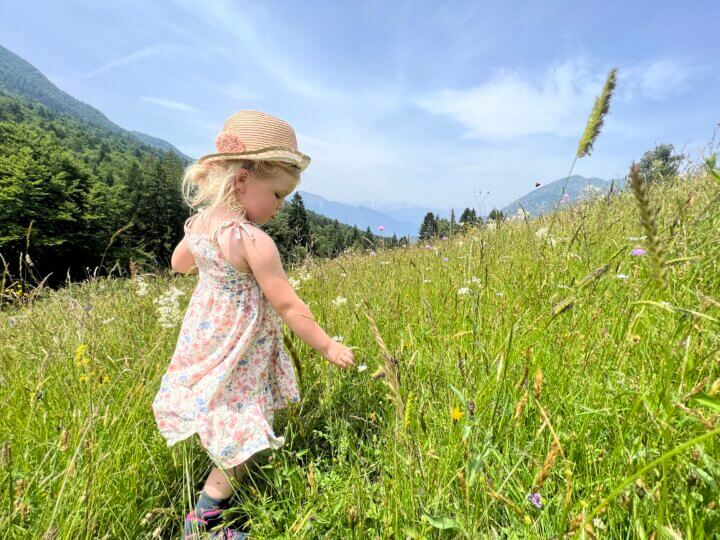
1,168,718,536
0,43,190,160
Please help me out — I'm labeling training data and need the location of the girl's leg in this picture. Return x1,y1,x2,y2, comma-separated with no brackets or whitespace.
184,457,255,538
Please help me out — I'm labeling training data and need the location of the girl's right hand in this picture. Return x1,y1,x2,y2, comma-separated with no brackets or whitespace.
323,340,355,370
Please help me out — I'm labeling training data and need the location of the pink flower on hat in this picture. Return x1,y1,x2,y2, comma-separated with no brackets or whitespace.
215,132,246,153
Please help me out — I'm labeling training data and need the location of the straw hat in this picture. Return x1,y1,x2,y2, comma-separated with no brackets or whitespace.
197,110,311,171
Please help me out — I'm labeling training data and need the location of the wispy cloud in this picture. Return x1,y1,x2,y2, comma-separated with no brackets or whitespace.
81,44,175,79
620,58,700,101
414,61,604,140
141,96,199,113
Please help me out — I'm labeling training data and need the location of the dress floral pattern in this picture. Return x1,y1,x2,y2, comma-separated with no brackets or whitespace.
153,210,300,469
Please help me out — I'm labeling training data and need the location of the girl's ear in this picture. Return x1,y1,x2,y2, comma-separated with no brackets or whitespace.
233,168,249,192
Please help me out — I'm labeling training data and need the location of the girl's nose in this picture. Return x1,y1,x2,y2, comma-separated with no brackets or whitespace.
278,198,285,210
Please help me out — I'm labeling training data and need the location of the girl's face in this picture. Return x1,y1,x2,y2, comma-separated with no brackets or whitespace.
236,168,298,225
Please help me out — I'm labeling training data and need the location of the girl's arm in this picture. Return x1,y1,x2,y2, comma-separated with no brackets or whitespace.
170,236,198,274
238,229,354,369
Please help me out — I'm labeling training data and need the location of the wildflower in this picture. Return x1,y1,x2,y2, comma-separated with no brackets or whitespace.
369,251,377,256
450,405,464,422
457,287,471,296
442,257,449,262
79,375,88,383
593,518,606,530
630,335,641,345
535,227,549,239
468,276,482,286
628,236,647,241
615,274,629,280
331,335,344,342
154,286,185,328
485,221,496,230
377,225,385,231
102,317,116,325
496,292,504,297
289,277,301,289
423,279,432,284
102,375,111,384
467,400,476,416
368,412,377,421
631,248,646,256
580,500,588,509
135,279,149,296
524,516,532,525
561,193,571,204
528,492,542,509
357,364,367,372
424,244,431,249
380,261,390,265
441,236,448,240
331,296,348,308
299,270,311,281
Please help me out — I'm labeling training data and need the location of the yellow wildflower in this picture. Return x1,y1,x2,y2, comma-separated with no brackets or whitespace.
79,375,88,383
451,405,464,422
630,335,641,345
102,375,111,384
524,515,532,525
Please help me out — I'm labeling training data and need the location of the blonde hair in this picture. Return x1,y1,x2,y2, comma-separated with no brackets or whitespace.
181,159,301,215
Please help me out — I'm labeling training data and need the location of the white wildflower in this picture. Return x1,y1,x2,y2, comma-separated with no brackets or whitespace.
299,270,312,281
485,221,496,230
628,236,647,241
154,286,185,328
535,227,549,239
380,261,390,265
331,296,348,308
615,274,629,280
495,292,504,296
135,279,149,297
289,277,301,289
592,518,606,530
102,317,116,325
331,335,344,342
423,279,432,284
457,287,472,296
357,364,368,372
468,276,482,286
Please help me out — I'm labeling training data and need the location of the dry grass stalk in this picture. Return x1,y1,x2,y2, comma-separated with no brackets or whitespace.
486,490,525,517
533,439,562,491
675,402,716,430
533,369,544,400
576,68,618,158
364,301,404,421
535,399,565,459
629,163,667,290
514,390,529,421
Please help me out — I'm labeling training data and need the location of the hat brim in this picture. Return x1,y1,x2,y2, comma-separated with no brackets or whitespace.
197,146,311,171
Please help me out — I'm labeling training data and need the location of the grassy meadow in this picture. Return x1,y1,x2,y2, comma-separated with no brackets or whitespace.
1,167,720,539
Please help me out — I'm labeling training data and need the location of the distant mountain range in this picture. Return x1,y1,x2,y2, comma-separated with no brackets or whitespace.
501,175,625,218
298,191,424,237
0,44,191,161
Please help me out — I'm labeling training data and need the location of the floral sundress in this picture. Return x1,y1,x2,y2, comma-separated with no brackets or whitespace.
152,209,300,469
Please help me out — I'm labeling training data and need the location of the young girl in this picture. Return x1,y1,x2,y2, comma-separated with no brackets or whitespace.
152,110,355,539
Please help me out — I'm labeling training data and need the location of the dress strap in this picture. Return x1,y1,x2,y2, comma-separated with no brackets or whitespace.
183,207,206,232
211,219,256,247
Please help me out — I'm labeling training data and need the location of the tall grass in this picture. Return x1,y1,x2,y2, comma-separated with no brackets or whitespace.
1,165,719,538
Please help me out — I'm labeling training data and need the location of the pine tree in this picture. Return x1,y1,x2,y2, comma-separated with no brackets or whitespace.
418,212,438,240
287,192,311,249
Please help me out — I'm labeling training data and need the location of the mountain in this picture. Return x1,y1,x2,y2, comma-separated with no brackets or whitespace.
354,201,452,225
298,191,419,237
0,43,191,161
501,175,625,218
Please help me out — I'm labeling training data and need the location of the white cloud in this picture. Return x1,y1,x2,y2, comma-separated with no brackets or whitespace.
414,61,604,140
620,58,699,101
82,45,174,79
141,96,199,113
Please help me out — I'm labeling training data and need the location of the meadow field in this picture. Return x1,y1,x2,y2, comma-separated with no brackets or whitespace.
1,166,719,538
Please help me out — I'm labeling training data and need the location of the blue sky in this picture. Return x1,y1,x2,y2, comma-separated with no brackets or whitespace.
1,0,718,213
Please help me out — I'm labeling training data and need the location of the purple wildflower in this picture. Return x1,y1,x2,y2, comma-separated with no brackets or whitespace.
424,244,431,250
631,248,646,256
528,492,542,509
443,257,449,262
561,193,571,203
